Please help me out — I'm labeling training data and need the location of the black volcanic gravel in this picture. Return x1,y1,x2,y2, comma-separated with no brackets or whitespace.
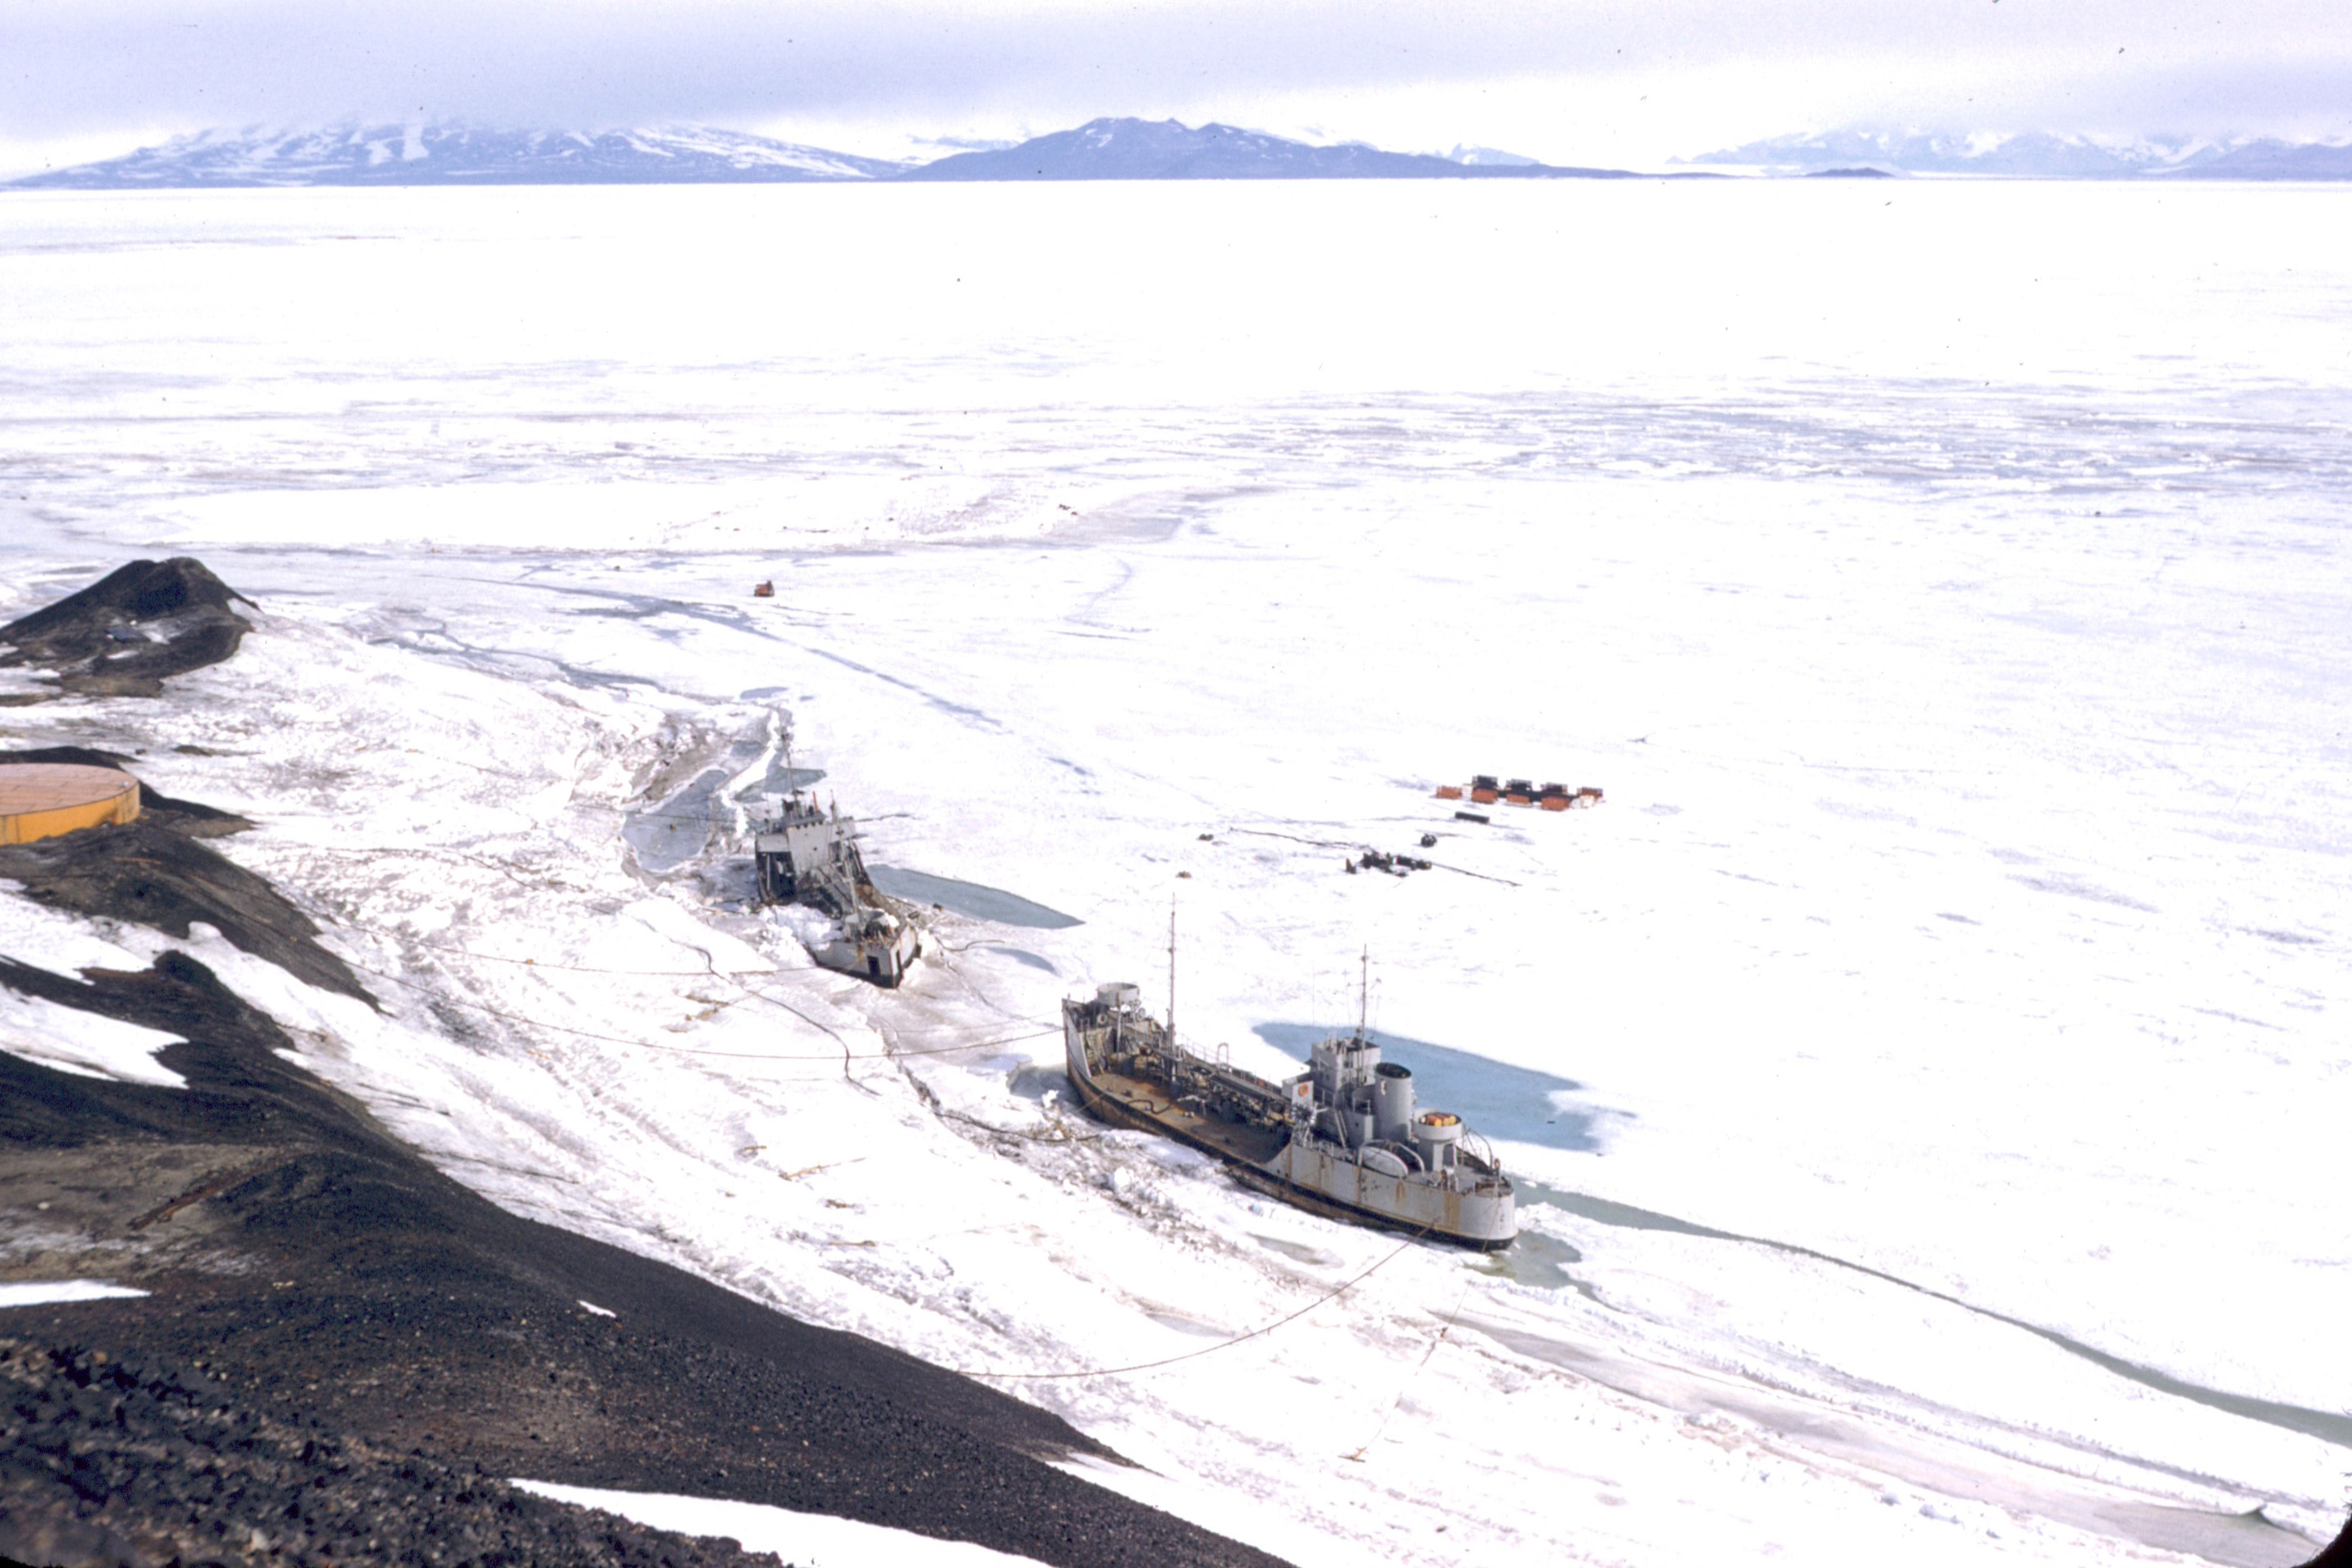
0,1338,790,1568
0,823,369,1003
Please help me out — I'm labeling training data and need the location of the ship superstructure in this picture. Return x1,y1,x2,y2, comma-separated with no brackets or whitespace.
1060,979,1516,1249
752,791,921,986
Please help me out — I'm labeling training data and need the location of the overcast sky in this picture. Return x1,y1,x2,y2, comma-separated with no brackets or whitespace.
3,0,2347,172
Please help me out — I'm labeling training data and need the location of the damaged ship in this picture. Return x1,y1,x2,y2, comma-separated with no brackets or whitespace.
1061,979,1517,1249
752,790,922,986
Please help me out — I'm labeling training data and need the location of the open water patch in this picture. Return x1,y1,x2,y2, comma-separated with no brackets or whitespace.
869,866,1081,929
1006,1064,1072,1104
747,764,826,796
623,768,730,874
1515,1178,1722,1237
1250,1024,1599,1153
623,750,822,877
1470,1230,1588,1294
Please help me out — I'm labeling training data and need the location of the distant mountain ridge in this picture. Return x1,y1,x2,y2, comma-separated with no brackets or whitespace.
2193,140,2352,179
1687,129,2352,179
8,124,913,188
897,117,1637,180
20,117,2342,190
6,117,1649,189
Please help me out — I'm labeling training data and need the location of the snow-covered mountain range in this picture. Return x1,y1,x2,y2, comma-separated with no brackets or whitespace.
14,117,2350,189
7,117,1633,188
897,117,1628,180
7,123,914,188
1688,128,2352,178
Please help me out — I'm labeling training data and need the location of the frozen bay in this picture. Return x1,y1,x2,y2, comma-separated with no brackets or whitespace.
2,178,2347,1565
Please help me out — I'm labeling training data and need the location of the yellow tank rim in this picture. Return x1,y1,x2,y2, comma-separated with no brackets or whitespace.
0,763,142,846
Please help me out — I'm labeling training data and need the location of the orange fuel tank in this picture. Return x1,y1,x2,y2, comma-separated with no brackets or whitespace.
0,764,142,845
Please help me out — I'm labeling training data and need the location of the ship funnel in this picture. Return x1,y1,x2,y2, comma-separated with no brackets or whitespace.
1413,1110,1463,1169
1372,1061,1416,1143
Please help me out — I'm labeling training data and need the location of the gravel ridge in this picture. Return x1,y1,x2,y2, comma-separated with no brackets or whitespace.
0,1337,789,1568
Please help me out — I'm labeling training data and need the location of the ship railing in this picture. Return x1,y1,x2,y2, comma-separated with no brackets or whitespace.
1206,1064,1284,1106
1459,1130,1502,1175
1429,1165,1509,1196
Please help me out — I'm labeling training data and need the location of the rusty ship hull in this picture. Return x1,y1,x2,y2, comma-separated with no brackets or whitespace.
1063,985,1517,1250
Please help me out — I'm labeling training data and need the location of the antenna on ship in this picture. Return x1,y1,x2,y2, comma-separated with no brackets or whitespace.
1357,945,1369,1042
1166,899,1178,1043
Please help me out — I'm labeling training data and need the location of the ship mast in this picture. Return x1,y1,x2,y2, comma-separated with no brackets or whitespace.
1165,901,1178,1043
1357,945,1369,1042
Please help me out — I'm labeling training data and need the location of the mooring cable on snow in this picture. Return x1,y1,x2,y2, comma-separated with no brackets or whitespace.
960,1223,1436,1382
927,1106,1103,1145
399,935,779,978
1343,1276,1475,1461
329,918,1059,1058
355,916,1054,986
655,1020,1058,1063
901,1072,1104,1146
339,954,1057,1062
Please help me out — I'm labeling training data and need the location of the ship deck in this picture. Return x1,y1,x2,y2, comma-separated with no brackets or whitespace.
1075,1066,1292,1166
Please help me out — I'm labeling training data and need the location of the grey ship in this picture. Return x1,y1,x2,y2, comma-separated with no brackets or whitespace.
751,791,921,986
1061,982,1517,1249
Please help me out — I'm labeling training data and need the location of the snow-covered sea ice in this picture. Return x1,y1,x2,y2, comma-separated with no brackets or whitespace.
1,177,2345,1566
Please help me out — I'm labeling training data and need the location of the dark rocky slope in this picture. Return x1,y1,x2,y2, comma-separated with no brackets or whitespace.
0,819,365,1005
0,560,253,703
